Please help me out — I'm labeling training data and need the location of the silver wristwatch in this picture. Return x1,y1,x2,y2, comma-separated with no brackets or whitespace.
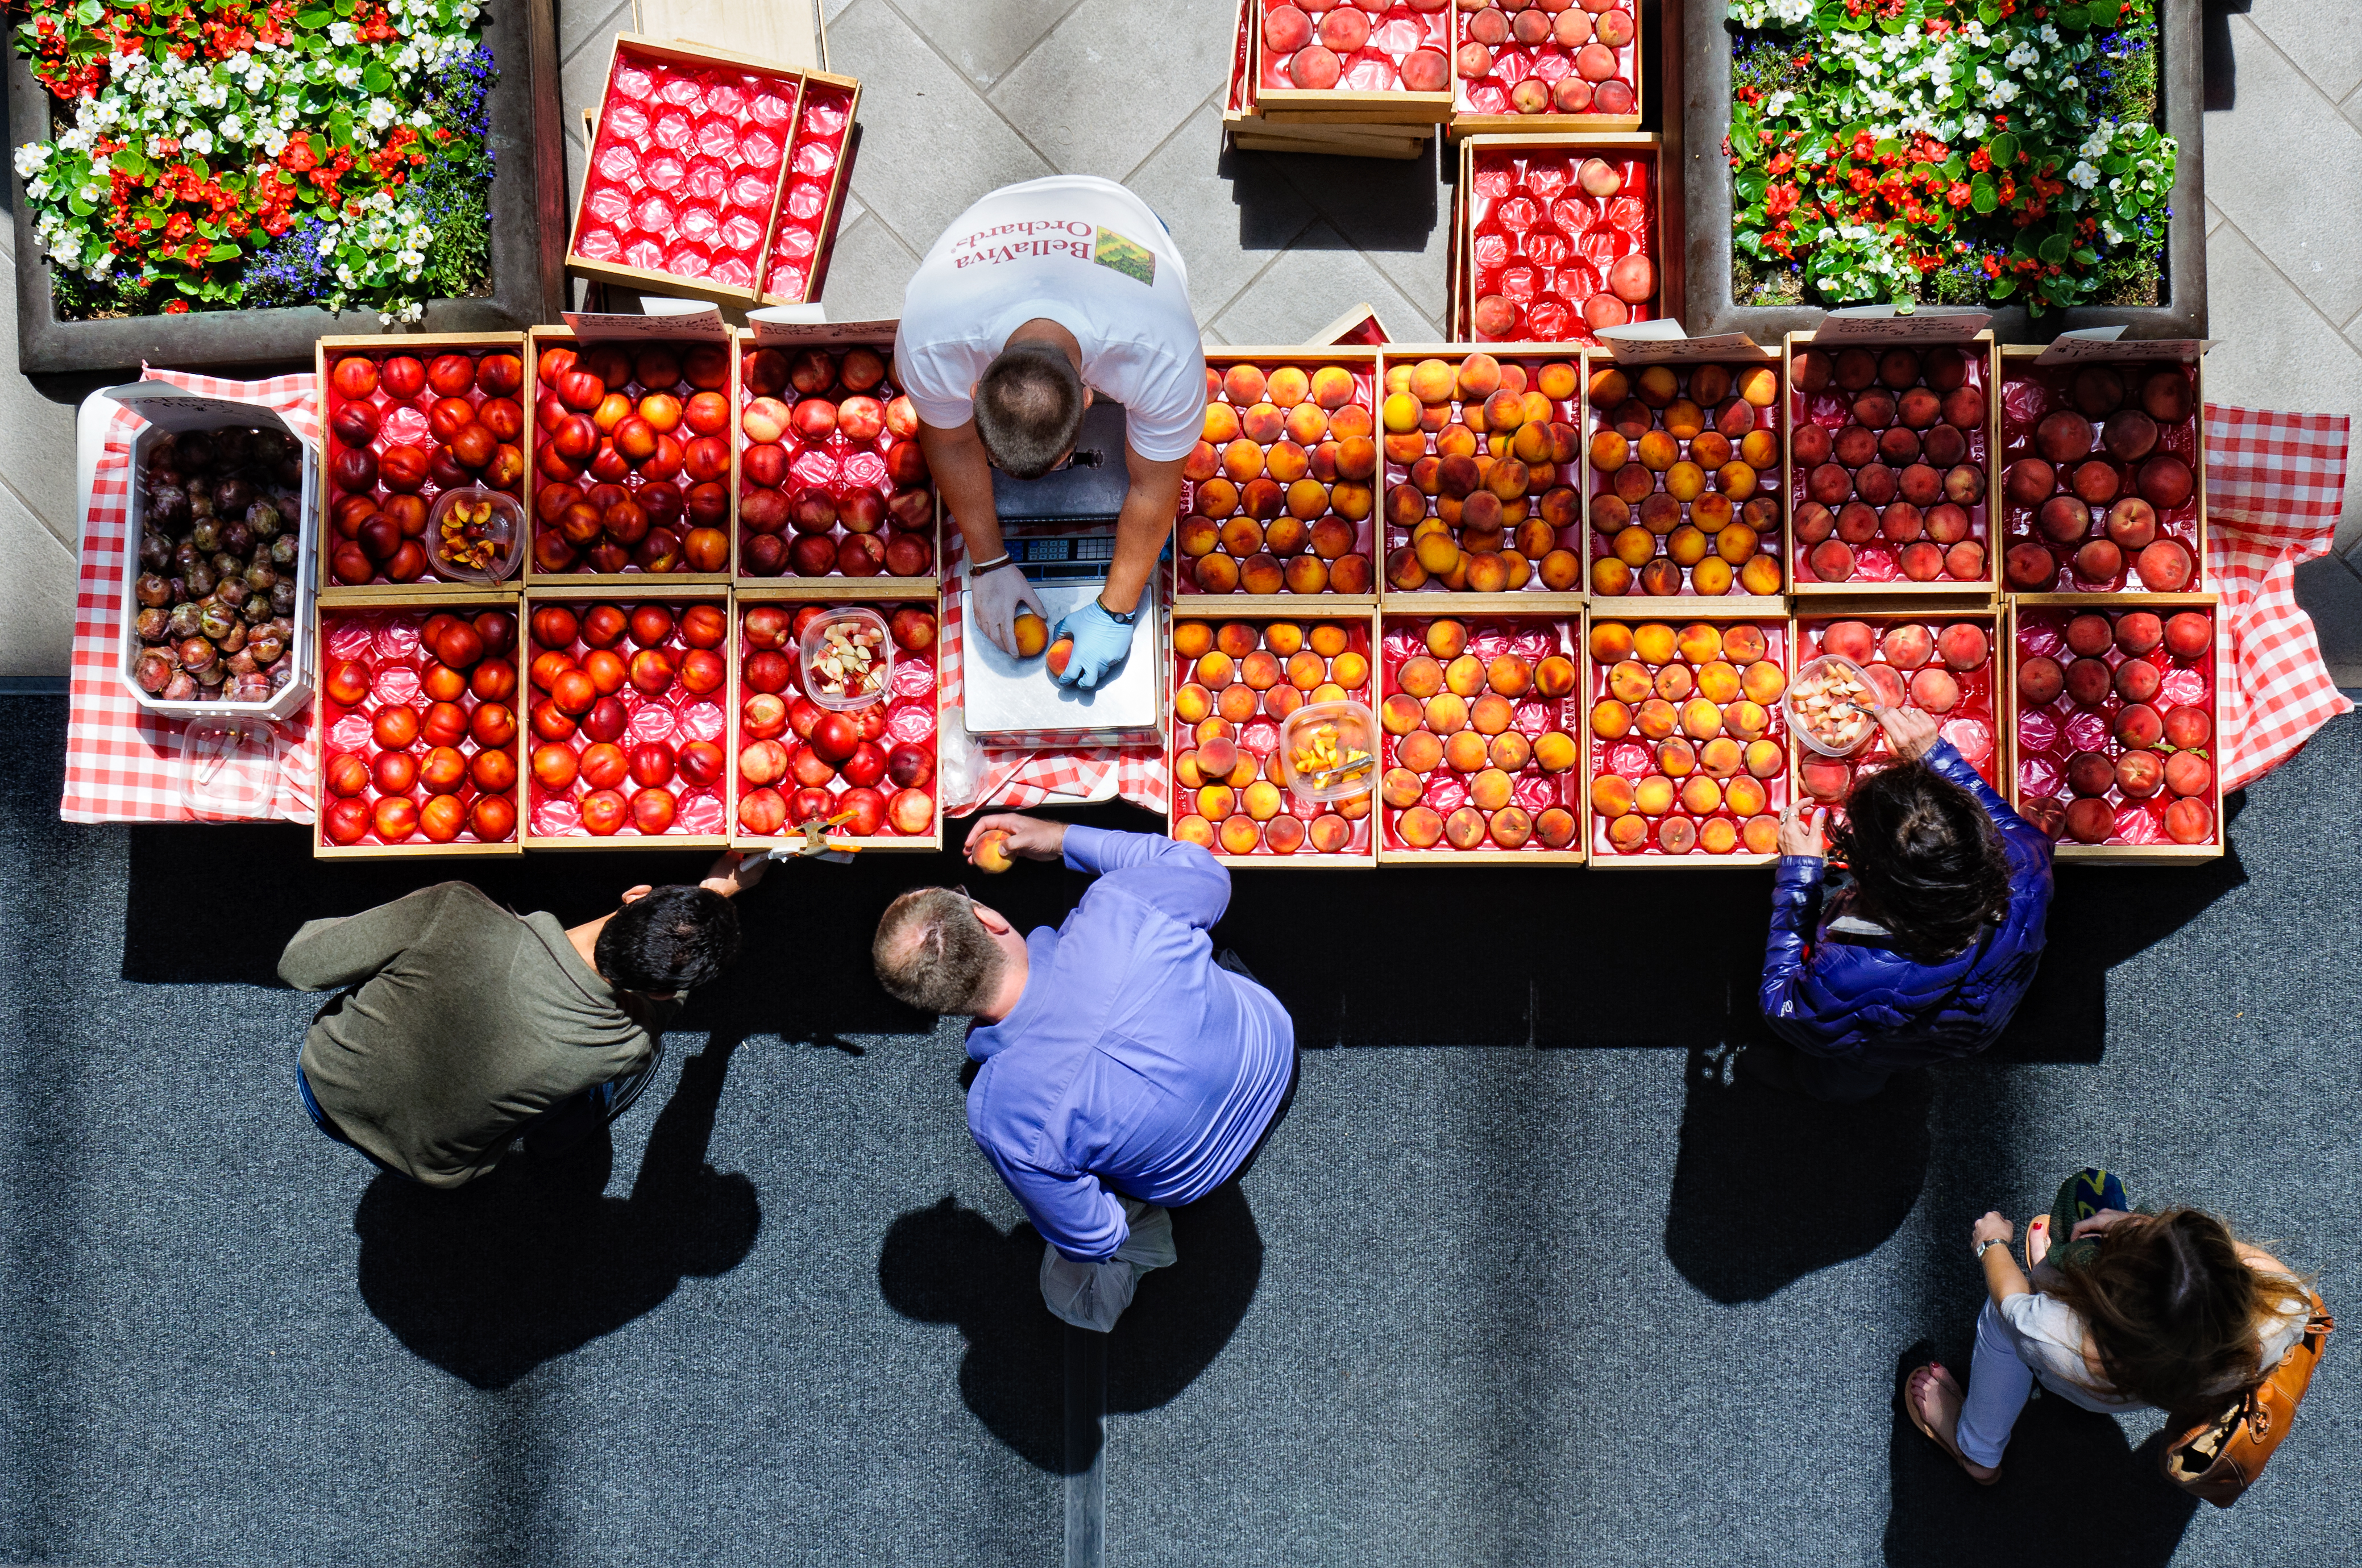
1975,1237,2007,1262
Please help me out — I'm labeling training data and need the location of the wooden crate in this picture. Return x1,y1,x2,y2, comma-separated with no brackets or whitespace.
1583,602,1791,868
1248,0,1454,128
1995,343,2209,596
633,0,831,80
566,35,861,309
1178,348,1383,612
518,581,736,850
1448,0,1643,136
1580,342,1788,602
522,323,737,587
1783,328,2004,599
1165,606,1381,868
1306,302,1394,348
312,594,527,859
1455,134,1666,347
726,590,947,853
1786,604,2009,823
1371,340,1588,603
730,324,941,594
1373,604,1588,864
2003,593,2225,863
313,332,530,603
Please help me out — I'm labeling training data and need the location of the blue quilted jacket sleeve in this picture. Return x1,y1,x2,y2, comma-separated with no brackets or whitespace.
1757,740,2055,1067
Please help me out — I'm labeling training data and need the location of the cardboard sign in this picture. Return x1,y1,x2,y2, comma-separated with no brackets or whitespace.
748,310,899,347
2032,329,2216,367
562,303,730,341
1809,305,1990,344
1596,321,1765,364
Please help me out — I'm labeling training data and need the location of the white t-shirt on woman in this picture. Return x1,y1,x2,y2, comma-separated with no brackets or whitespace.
2001,1274,2310,1413
892,176,1206,464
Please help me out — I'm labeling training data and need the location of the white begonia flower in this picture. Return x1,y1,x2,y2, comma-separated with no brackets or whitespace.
14,142,51,175
2040,23,2062,46
334,65,362,88
2060,76,2078,92
1986,80,2019,107
2006,44,2039,69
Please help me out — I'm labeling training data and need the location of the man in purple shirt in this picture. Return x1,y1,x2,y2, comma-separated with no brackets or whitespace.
871,814,1297,1329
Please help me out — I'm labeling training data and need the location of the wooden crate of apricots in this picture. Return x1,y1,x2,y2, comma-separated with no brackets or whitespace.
1582,348,1787,601
1376,609,1587,863
1584,608,1791,866
1177,351,1381,606
1375,346,1588,601
1167,610,1381,867
1787,607,2007,824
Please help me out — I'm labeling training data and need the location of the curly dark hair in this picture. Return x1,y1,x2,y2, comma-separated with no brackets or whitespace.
1829,760,2012,962
594,885,741,994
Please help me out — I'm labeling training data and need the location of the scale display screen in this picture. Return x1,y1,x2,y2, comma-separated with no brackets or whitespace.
1003,526,1119,583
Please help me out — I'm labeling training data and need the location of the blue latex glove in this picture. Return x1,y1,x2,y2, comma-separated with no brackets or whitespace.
1051,598,1135,689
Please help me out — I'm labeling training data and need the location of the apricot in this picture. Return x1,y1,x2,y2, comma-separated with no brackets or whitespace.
1591,699,1633,740
1398,731,1444,773
1744,739,1786,779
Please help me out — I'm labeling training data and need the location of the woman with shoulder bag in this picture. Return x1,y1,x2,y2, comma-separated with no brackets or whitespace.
1905,1170,2315,1483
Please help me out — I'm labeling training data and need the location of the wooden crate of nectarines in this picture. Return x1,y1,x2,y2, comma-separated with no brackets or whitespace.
732,327,940,593
1455,134,1664,347
1375,608,1587,863
1250,0,1456,126
313,596,527,859
518,584,736,850
1448,0,1644,136
2005,593,2224,863
1374,343,1590,602
1995,343,2208,597
1784,328,2003,597
1168,609,1381,868
1583,605,1791,867
1581,346,1787,602
522,325,739,588
729,595,945,853
1788,607,2007,825
1178,350,1381,608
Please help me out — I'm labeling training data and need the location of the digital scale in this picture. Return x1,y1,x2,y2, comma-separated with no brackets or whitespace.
962,401,1167,747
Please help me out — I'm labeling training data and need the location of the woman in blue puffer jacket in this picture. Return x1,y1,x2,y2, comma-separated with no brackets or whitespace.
1744,708,2054,1101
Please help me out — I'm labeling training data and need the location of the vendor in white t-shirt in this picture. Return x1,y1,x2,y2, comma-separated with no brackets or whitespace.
894,176,1206,689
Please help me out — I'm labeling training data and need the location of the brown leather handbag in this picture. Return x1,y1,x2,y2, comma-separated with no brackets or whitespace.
2161,1292,2333,1507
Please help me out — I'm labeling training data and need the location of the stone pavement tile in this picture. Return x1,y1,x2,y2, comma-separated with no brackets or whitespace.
1272,140,1451,326
2207,199,2224,236
989,0,1235,182
560,0,629,63
2203,222,2362,554
817,213,921,323
886,0,1080,90
0,249,88,553
2292,555,2362,689
2203,19,2362,327
1126,103,1319,328
0,484,75,678
1207,223,1445,347
2242,0,2362,106
2345,82,2362,142
823,0,1052,251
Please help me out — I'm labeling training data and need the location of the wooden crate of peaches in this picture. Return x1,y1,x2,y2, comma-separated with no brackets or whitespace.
1996,348,2205,596
730,598,943,850
2007,596,2223,860
314,601,524,856
523,330,736,582
1168,613,1380,867
1584,613,1789,865
519,592,734,847
1377,346,1585,596
1583,354,1786,600
1788,612,2005,820
1177,352,1379,601
734,333,938,589
1784,333,1999,593
316,335,529,594
1376,612,1586,862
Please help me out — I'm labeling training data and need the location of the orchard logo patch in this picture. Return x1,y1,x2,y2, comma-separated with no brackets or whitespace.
1092,227,1156,286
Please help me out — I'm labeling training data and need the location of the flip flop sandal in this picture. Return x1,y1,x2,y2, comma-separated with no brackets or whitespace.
1905,1362,2002,1486
2025,1213,2052,1271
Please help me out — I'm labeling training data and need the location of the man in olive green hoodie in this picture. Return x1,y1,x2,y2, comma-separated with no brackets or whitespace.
280,851,764,1187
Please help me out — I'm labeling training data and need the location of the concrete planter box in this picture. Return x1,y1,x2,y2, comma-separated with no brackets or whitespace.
8,2,566,377
1673,0,2206,343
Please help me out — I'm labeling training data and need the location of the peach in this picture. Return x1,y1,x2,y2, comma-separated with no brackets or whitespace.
1281,650,1324,691
1590,699,1633,741
1800,759,1852,803
2017,655,2064,705
2162,704,2212,750
1375,694,1425,741
1591,775,1637,819
1693,736,1741,780
2036,496,2090,547
1945,542,1987,582
1382,767,1427,810
1194,554,1241,592
2068,751,2118,797
1283,554,1330,593
1878,625,1932,670
1214,816,1259,855
1693,660,1742,704
2104,410,2159,463
1631,622,1678,666
2136,539,2194,592
2116,659,2163,706
1398,731,1444,774
1863,664,1907,709
2165,751,2212,799
1240,553,1287,594
1680,776,1723,816
1744,739,1785,780
1471,693,1517,736
1899,542,1945,581
2074,539,2124,584
1722,700,1769,742
2072,459,2121,506
1655,738,1697,779
1301,813,1349,854
1632,698,1676,742
2137,453,2195,510
2162,611,2212,661
2037,411,2097,465
1466,768,1514,813
1853,390,1898,431
1881,504,1925,544
1653,663,1695,704
1398,655,1446,699
2109,611,2164,658
2062,657,2112,708
2163,797,2214,845
1426,693,1471,735
2065,797,2116,844
1629,773,1675,816
1655,817,1697,855
1810,540,1855,582
1909,667,1960,714
2104,497,2159,551
1607,814,1650,853
2116,703,2164,750
1738,660,1786,705
2115,751,2164,799
1243,780,1285,822
1678,698,1720,741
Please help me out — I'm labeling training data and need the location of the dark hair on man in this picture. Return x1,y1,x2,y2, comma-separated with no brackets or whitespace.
973,343,1085,480
2046,1208,2313,1414
1830,761,2012,963
873,887,1006,1014
595,885,741,994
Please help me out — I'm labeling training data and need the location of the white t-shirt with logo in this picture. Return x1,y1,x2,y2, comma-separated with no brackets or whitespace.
893,176,1206,464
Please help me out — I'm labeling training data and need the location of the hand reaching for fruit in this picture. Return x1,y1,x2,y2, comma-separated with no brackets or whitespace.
968,562,1049,658
965,813,1065,868
1777,803,1826,860
699,850,767,898
1049,598,1135,689
1881,707,1941,762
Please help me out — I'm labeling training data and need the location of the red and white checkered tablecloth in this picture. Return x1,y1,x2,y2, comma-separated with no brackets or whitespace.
936,530,1169,820
61,367,321,825
2203,403,2353,792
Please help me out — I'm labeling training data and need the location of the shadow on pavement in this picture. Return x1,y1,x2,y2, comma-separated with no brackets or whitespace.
1663,1046,1933,1304
352,1036,760,1390
1882,1344,2198,1566
877,1183,1264,1474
